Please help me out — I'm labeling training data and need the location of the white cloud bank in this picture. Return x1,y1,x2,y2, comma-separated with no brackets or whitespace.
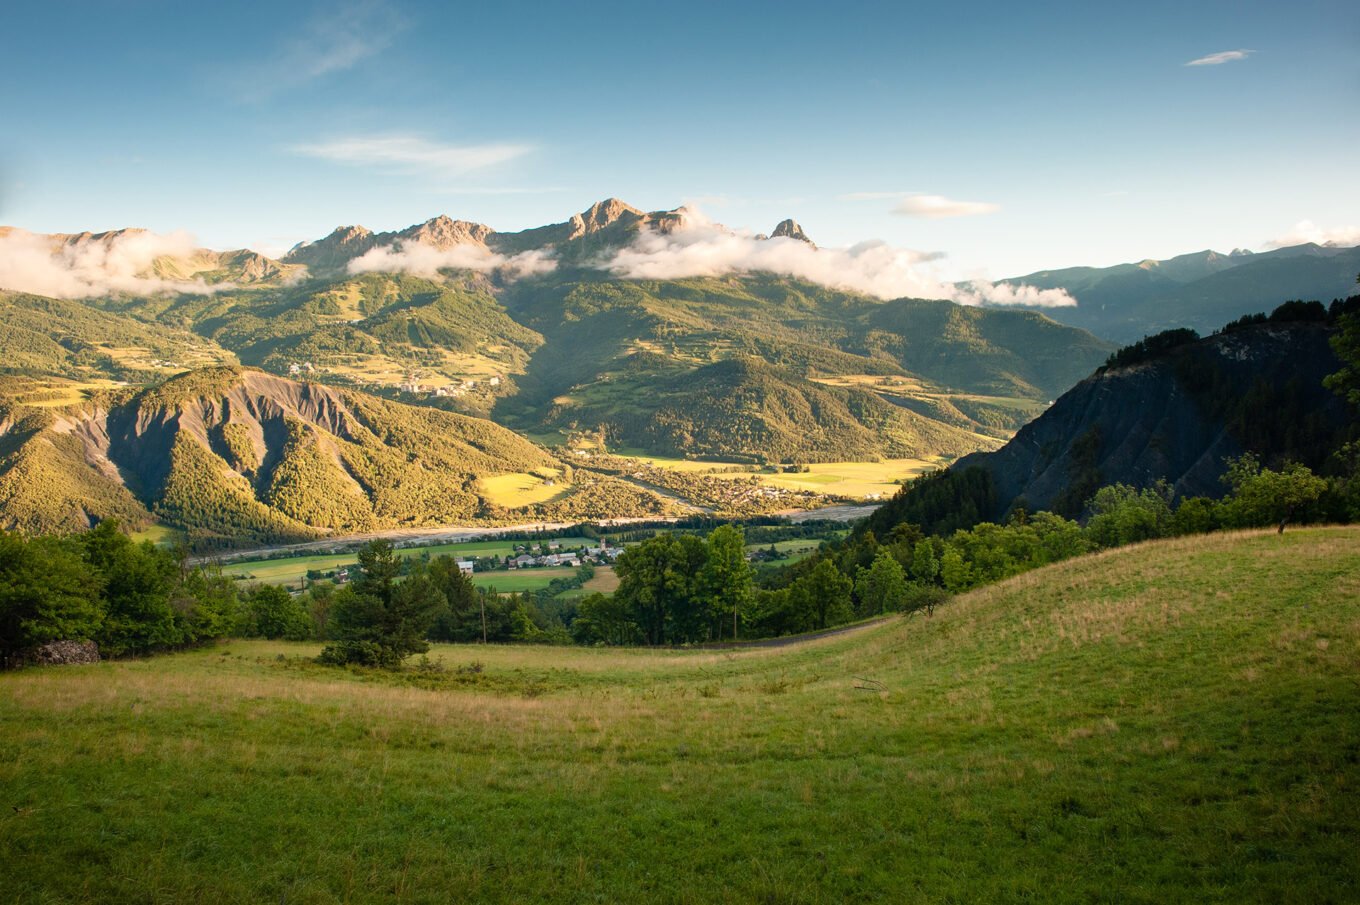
598,210,1074,307
348,241,557,279
1264,220,1360,250
1185,49,1254,66
0,228,225,299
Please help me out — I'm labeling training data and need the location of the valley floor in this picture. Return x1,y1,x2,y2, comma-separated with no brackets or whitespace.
3,527,1358,903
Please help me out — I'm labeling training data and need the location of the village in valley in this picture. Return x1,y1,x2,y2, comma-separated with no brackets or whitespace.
322,536,625,587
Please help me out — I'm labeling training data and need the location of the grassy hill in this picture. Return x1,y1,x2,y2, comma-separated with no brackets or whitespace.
0,290,236,382
2,527,1356,902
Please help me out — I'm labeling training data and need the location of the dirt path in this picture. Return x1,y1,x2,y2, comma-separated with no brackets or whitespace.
692,614,898,650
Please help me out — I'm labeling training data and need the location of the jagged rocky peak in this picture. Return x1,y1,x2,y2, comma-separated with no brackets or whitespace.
217,249,284,282
328,224,373,242
771,218,813,245
283,224,376,265
398,215,495,249
567,198,646,238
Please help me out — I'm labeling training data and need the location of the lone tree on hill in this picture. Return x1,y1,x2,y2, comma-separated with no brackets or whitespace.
1222,455,1328,534
318,540,442,668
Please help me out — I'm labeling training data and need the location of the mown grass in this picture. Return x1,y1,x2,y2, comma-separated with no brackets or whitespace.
470,566,579,592
3,527,1358,903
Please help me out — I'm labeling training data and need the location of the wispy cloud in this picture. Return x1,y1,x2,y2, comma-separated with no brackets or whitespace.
892,194,1000,219
292,135,532,177
228,0,407,98
1263,220,1360,249
1185,49,1254,67
840,191,1001,218
837,191,919,202
594,208,1073,307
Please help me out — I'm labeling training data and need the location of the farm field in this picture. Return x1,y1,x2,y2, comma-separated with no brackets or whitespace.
581,565,620,593
3,527,1357,902
732,458,946,498
745,538,831,563
470,566,579,592
608,451,948,501
478,470,569,508
218,536,597,588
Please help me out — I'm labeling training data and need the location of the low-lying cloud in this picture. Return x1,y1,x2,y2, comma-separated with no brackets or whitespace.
348,241,557,279
1263,220,1360,250
598,210,1074,307
0,228,227,299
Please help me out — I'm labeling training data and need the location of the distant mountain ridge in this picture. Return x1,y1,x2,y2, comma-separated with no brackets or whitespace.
998,242,1360,342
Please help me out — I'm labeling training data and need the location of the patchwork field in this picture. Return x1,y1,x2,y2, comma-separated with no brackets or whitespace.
3,527,1357,902
219,535,597,589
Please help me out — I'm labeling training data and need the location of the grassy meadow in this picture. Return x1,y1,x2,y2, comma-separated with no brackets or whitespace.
3,527,1358,903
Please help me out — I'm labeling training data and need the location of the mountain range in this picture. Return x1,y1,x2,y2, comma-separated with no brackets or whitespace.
2,199,1115,465
4,198,1353,544
998,242,1360,342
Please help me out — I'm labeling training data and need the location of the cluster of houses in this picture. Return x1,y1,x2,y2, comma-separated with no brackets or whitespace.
400,375,504,398
306,538,620,590
505,539,621,570
287,361,317,376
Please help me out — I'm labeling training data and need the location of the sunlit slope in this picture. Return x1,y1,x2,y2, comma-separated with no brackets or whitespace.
2,527,1357,902
0,367,673,544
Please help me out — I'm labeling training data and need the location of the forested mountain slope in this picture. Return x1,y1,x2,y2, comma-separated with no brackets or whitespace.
0,368,671,548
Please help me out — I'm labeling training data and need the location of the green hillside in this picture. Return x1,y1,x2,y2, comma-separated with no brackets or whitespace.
2,527,1356,901
4,207,1116,465
0,367,674,547
78,268,1114,464
0,290,236,382
496,273,1107,461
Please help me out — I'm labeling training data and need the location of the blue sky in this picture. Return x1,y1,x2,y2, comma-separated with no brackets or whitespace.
2,0,1357,278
